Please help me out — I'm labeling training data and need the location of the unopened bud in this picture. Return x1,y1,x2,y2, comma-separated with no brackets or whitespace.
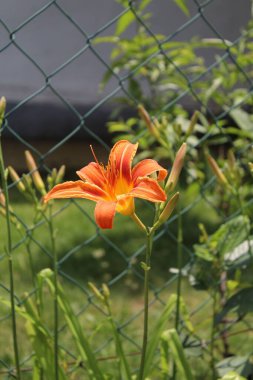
102,283,110,299
158,192,179,226
55,165,66,184
25,150,46,195
153,118,162,130
198,223,208,243
165,143,187,192
0,207,6,218
88,282,104,302
227,149,236,170
8,166,26,193
138,104,160,139
186,111,199,138
51,168,58,182
47,168,57,189
22,174,33,189
207,155,229,186
0,189,6,207
0,191,20,229
249,162,253,172
0,96,6,128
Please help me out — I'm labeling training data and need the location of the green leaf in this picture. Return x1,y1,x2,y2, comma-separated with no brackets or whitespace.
161,329,194,380
128,77,143,100
200,38,232,49
219,371,247,380
0,296,67,380
215,287,253,324
173,0,190,16
107,121,131,133
194,216,250,263
224,237,253,269
194,245,215,262
39,269,105,380
139,0,152,12
203,77,223,105
229,107,253,132
115,10,136,35
93,36,120,44
143,295,177,377
106,311,131,380
215,216,250,257
216,356,253,378
223,127,253,139
179,298,194,333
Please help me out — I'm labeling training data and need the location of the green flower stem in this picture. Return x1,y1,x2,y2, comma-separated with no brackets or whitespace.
138,230,153,380
175,211,183,330
43,205,59,380
0,141,21,378
104,299,132,379
172,210,183,380
210,291,218,380
25,212,40,292
130,212,147,233
50,204,59,380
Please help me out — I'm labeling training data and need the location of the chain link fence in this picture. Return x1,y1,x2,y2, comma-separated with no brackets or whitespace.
1,0,253,378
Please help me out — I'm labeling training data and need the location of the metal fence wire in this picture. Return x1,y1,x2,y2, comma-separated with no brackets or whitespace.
1,0,253,378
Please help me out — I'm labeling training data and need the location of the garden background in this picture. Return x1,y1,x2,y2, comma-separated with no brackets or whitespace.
1,0,253,379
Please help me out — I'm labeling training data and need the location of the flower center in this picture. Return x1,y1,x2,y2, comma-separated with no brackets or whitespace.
114,177,132,196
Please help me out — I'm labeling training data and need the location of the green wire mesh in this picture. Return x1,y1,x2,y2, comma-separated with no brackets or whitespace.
0,0,253,377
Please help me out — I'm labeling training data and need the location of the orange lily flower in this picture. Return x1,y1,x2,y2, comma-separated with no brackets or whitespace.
44,140,167,229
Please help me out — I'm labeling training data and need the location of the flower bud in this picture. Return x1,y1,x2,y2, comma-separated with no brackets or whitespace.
0,189,20,229
8,166,26,193
138,104,160,139
25,150,46,195
227,149,236,171
207,155,229,186
47,168,58,189
186,110,199,138
198,223,208,243
88,282,104,302
0,189,6,207
0,207,6,218
249,162,253,172
153,192,179,231
165,143,187,192
22,173,33,189
157,192,179,226
55,165,66,184
0,96,6,128
102,283,110,299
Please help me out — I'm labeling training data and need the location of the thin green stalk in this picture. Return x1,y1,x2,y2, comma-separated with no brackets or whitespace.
138,230,153,380
175,211,183,331
25,232,37,290
210,291,217,380
172,211,183,380
104,299,131,380
0,138,21,378
130,212,146,232
43,205,59,380
25,210,43,294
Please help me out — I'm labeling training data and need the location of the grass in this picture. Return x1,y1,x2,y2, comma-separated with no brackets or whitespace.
0,191,252,379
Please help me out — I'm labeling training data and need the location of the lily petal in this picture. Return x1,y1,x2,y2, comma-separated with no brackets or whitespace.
108,140,138,183
132,159,167,183
77,162,106,188
44,181,108,203
95,200,117,229
129,177,167,203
